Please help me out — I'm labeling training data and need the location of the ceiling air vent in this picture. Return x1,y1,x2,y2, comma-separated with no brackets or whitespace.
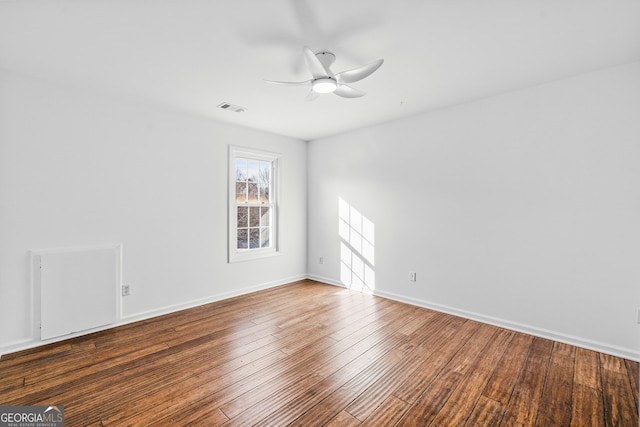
217,102,246,113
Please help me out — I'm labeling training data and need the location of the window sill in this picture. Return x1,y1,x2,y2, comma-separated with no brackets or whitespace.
228,248,280,263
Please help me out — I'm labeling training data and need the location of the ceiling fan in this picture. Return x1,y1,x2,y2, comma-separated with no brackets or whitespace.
265,46,384,100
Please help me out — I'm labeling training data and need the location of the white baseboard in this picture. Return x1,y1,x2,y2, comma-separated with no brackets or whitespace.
306,274,345,289
120,274,307,323
0,274,307,359
307,277,640,362
4,274,637,362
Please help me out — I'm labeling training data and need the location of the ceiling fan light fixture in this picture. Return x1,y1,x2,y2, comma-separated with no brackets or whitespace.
312,77,337,94
266,47,383,100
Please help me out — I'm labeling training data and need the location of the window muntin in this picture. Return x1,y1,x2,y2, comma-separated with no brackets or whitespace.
229,146,279,262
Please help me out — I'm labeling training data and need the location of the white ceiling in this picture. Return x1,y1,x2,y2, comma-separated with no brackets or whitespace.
1,0,639,141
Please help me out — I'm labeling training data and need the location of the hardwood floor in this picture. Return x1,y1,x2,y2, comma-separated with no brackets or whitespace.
1,280,638,426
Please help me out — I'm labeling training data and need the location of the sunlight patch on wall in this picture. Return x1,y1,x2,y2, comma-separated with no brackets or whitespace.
339,198,375,293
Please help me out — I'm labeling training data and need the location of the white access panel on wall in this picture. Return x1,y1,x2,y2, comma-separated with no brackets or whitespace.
37,245,120,340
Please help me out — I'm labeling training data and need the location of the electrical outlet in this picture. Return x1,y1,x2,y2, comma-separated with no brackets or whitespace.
122,284,131,296
409,271,416,282
319,257,324,265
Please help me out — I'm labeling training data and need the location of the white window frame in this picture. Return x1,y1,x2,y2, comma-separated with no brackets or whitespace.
228,145,280,263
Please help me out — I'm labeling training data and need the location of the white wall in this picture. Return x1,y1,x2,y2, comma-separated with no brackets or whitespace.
2,62,638,361
308,62,640,360
0,70,307,353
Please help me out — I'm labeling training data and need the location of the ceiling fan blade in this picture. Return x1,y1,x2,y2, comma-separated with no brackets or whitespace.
303,46,330,78
263,79,312,86
335,59,384,84
290,0,324,48
334,84,365,98
305,90,320,102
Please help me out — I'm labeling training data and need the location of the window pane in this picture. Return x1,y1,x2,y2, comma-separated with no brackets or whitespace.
237,206,248,227
248,159,259,182
260,227,270,248
249,207,260,227
259,161,270,182
237,229,248,249
260,184,269,204
229,147,279,262
249,228,260,249
236,158,247,181
236,182,247,203
260,206,270,226
259,161,270,203
247,183,259,203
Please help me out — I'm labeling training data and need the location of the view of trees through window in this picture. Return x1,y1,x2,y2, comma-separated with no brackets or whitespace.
235,158,272,250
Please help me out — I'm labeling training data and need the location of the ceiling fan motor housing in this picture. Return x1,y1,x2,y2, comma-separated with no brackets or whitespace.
265,46,383,99
315,51,336,69
312,77,337,93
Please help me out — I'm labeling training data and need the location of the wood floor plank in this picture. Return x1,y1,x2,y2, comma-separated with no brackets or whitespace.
219,301,414,425
133,305,355,424
498,337,554,426
395,323,500,426
344,313,458,421
396,311,436,336
625,358,639,409
327,298,402,342
288,344,412,427
361,395,408,426
390,316,473,405
535,341,575,426
571,384,605,427
600,353,637,427
4,341,172,406
247,305,421,426
254,303,416,425
221,336,356,422
65,317,292,424
100,349,289,426
397,362,464,426
429,328,515,426
219,373,326,426
482,332,535,404
39,351,174,425
181,408,229,427
0,279,636,426
251,334,409,427
600,352,627,374
0,342,74,368
574,347,602,390
325,410,362,427
465,396,505,426
218,338,339,420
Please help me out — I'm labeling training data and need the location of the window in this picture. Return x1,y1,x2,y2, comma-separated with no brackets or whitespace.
228,146,279,262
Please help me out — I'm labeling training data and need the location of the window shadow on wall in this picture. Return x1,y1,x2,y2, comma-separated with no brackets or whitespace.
338,197,375,294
